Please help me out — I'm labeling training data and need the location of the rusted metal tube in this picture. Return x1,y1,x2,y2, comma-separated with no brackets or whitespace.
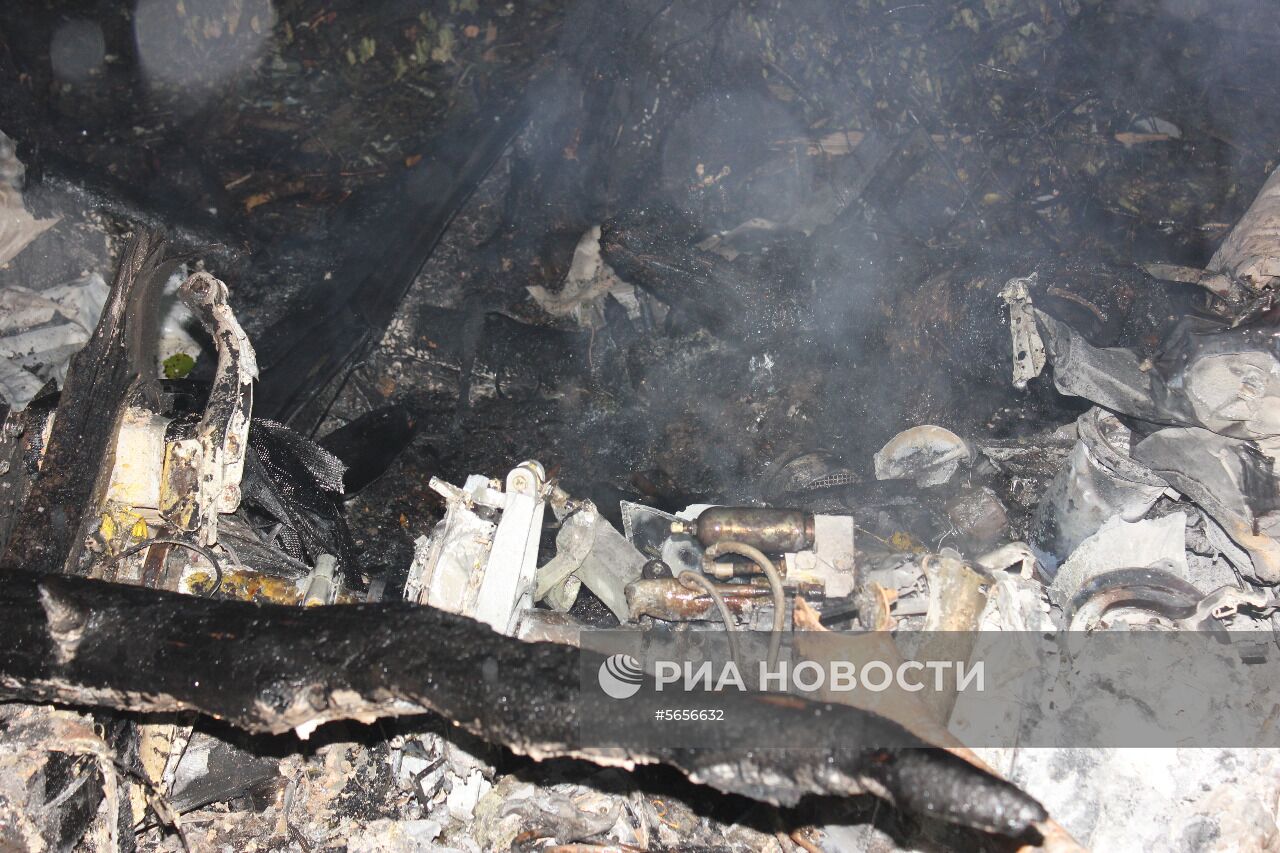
626,578,824,622
672,507,815,554
626,577,772,621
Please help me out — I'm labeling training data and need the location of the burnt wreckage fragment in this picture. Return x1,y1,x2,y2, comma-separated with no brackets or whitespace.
4,129,1279,853
7,1,1280,848
1014,165,1280,587
0,230,1058,847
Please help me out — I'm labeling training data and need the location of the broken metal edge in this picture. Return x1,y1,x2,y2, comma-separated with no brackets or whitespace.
0,570,1047,840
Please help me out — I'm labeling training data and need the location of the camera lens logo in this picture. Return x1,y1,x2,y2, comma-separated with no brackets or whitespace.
597,654,643,700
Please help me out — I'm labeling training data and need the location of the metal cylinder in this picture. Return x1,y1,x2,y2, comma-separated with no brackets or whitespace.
673,507,815,554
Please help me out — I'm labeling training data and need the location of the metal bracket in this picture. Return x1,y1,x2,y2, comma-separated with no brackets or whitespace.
406,460,549,635
159,273,257,545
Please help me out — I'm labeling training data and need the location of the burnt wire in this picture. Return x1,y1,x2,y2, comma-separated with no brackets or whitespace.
119,753,193,852
216,537,245,574
98,537,223,597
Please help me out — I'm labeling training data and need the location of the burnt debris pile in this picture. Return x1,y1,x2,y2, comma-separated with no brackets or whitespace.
2,1,1280,850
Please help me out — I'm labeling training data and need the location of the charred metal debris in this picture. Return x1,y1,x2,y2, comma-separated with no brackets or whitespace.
3,0,1280,850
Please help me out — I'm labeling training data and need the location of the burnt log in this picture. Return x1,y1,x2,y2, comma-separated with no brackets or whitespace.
0,231,174,575
0,570,1045,839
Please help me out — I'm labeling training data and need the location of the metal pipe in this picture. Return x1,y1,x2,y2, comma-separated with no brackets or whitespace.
703,540,785,670
677,570,742,669
627,577,772,621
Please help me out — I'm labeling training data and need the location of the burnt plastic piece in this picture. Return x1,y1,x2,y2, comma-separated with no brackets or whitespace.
1038,311,1280,441
319,405,417,496
168,733,280,814
241,419,359,585
1134,427,1280,583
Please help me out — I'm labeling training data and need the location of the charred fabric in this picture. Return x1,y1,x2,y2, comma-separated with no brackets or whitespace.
2,0,1280,851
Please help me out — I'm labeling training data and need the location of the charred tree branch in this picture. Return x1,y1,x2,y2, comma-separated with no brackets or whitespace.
0,231,172,575
0,570,1045,839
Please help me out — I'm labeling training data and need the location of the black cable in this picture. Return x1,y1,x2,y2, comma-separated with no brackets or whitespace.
100,537,223,597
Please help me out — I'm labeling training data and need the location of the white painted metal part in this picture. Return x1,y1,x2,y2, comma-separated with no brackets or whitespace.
780,513,857,598
405,460,548,635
